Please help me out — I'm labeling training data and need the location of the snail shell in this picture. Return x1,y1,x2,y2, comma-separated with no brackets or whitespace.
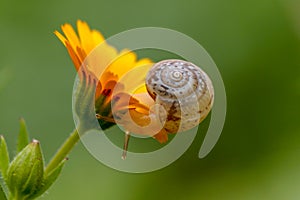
145,59,214,133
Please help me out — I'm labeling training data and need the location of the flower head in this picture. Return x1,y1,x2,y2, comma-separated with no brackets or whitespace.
55,20,168,143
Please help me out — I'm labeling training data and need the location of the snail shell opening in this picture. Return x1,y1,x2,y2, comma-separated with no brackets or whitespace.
145,59,214,133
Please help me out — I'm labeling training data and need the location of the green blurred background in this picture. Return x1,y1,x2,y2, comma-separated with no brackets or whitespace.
1,0,300,199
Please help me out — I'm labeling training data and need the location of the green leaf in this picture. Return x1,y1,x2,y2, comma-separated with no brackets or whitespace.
31,159,67,199
17,118,29,153
0,184,7,200
0,136,9,179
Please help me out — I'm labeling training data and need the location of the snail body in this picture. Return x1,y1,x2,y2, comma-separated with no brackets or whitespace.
145,59,214,133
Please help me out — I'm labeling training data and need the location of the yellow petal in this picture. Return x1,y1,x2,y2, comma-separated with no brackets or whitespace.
91,30,105,45
106,50,137,78
54,30,67,46
113,62,153,94
135,58,152,67
84,43,119,79
77,20,95,55
61,23,81,51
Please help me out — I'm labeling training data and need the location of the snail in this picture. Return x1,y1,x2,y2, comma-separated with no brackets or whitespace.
111,59,214,159
145,59,214,134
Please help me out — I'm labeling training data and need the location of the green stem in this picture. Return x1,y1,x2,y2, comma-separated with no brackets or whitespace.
44,129,79,175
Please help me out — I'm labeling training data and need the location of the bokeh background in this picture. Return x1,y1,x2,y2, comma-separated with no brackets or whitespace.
1,0,300,199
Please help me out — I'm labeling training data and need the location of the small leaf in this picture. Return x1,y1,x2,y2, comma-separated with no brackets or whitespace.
31,158,67,199
0,136,10,179
17,118,29,153
0,183,8,200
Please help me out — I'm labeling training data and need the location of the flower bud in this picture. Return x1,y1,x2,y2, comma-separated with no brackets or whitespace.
6,139,44,199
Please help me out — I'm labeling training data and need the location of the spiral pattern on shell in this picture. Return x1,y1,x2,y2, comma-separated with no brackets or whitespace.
146,59,214,133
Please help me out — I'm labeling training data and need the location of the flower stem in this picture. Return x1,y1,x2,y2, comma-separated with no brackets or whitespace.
44,129,79,175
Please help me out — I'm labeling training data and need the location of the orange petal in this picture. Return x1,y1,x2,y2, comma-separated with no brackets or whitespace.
65,42,81,70
153,130,169,143
103,80,117,98
114,106,167,137
131,93,154,109
61,23,81,51
100,71,118,88
76,46,87,64
128,109,151,127
95,81,102,100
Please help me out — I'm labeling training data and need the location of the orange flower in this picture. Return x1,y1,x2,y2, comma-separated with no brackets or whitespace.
55,20,169,144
